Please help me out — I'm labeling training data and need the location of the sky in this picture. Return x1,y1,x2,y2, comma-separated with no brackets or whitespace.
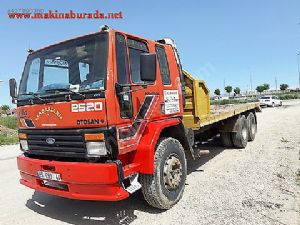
1,0,300,105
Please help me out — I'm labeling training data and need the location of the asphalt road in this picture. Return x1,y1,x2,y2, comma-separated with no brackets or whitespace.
0,100,299,225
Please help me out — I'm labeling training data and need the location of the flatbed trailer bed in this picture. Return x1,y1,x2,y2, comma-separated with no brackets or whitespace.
203,102,260,127
182,70,260,130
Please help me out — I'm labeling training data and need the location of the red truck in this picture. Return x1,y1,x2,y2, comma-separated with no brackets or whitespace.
9,26,260,209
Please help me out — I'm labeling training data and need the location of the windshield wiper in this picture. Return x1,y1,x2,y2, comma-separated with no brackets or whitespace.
43,88,86,99
79,89,105,93
21,92,50,103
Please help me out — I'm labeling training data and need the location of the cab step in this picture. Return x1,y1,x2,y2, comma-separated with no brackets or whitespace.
123,173,142,194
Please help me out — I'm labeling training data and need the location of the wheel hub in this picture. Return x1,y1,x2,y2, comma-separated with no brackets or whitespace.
251,118,256,134
163,154,182,191
242,126,248,140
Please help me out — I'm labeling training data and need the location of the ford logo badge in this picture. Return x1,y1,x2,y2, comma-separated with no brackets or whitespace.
46,138,55,145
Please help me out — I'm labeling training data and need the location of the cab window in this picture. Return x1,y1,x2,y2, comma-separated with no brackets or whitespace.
127,38,149,83
155,45,171,85
26,58,41,93
116,33,130,84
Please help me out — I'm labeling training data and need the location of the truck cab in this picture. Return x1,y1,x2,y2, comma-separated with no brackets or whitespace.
10,27,189,206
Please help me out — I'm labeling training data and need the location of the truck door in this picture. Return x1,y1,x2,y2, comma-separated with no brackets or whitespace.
115,33,133,119
114,33,158,154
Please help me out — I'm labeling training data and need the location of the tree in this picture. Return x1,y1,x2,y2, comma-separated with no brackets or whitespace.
256,83,270,94
280,83,288,91
234,87,241,95
262,83,270,91
1,105,9,111
214,88,221,96
224,86,232,96
256,85,265,93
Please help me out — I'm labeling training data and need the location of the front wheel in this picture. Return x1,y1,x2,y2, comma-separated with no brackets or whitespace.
140,137,187,209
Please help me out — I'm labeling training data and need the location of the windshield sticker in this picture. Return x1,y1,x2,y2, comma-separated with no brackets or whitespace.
45,59,69,67
35,107,63,121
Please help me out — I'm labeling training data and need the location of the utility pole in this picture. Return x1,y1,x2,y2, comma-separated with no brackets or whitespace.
250,72,253,91
0,80,6,108
275,76,277,91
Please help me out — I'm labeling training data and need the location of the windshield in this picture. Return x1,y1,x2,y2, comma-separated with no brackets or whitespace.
260,96,270,99
19,33,108,98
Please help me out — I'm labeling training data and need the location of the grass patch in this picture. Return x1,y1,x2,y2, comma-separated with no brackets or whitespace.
278,93,300,100
0,117,18,145
0,117,18,130
0,131,18,145
211,98,258,105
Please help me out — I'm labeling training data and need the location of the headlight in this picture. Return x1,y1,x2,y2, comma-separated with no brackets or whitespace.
86,142,107,157
20,140,29,151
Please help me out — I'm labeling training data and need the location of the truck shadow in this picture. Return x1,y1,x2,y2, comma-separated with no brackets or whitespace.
25,135,230,225
187,135,229,174
26,190,159,225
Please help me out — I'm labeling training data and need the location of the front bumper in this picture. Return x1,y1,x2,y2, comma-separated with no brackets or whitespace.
259,102,269,106
17,155,129,201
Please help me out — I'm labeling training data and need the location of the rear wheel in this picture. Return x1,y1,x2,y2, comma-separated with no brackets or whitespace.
220,132,233,147
140,137,187,209
247,112,257,141
231,115,248,148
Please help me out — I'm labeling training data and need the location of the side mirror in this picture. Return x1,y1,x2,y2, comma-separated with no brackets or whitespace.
140,53,156,82
9,78,17,99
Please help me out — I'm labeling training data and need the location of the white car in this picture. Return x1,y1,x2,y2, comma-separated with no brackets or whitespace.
259,96,282,107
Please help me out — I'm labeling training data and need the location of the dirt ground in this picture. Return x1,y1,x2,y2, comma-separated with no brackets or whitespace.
0,100,299,225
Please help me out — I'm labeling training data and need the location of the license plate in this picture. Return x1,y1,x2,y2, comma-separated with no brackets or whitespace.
37,171,62,182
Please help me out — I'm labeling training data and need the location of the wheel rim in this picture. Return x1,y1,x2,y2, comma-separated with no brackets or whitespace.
163,154,183,191
242,126,248,140
251,118,256,135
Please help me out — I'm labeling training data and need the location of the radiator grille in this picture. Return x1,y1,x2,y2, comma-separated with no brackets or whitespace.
21,129,90,158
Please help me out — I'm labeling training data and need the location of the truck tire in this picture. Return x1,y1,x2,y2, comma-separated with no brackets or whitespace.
140,137,187,209
247,112,257,142
231,115,248,148
220,132,233,147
